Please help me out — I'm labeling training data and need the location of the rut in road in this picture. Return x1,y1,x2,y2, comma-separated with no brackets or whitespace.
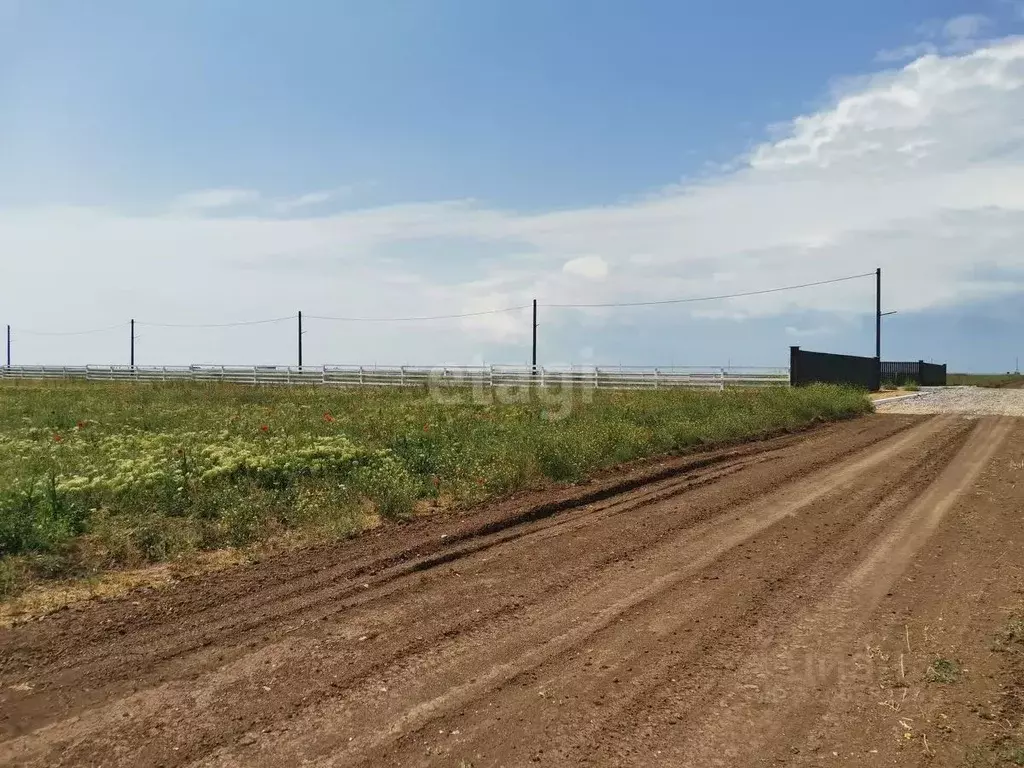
0,415,913,735
0,414,1013,768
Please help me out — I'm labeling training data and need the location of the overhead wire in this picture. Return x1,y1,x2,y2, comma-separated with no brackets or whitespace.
13,322,128,337
306,305,530,322
541,272,875,308
7,273,876,335
134,317,294,329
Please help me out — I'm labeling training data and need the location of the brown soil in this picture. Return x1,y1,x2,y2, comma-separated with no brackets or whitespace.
1,413,1022,767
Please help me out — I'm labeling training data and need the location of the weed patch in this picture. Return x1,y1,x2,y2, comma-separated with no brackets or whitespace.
0,380,869,598
927,657,962,683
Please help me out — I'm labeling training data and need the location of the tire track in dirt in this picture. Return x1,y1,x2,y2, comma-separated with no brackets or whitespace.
179,416,948,768
457,417,981,768
0,418,891,677
624,416,1014,768
772,417,1024,766
304,416,968,768
0,416,914,743
0,450,813,740
2,414,1002,768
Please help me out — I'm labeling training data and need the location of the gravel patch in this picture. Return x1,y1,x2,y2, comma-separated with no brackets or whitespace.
875,386,1024,417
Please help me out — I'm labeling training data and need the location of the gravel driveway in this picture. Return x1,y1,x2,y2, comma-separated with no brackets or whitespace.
875,386,1024,416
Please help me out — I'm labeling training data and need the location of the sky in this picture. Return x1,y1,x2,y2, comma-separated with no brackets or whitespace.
2,0,1024,372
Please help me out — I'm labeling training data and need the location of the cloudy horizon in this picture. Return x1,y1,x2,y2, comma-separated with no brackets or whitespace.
3,2,1024,371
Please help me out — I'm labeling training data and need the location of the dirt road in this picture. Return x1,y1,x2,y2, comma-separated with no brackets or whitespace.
2,414,1022,767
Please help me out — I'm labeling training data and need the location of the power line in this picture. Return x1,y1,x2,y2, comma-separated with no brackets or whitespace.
6,272,876,339
542,272,876,308
13,322,128,337
135,317,292,329
306,305,530,322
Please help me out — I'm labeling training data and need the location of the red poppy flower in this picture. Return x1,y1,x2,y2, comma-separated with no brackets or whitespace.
323,412,335,423
260,424,270,433
53,433,63,443
423,423,430,432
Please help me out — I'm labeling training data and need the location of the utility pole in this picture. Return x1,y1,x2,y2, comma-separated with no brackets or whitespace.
875,267,882,361
130,319,136,368
532,299,538,375
297,311,303,369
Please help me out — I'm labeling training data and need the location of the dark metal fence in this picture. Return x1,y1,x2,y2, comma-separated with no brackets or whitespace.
790,346,880,391
791,347,947,390
880,361,947,386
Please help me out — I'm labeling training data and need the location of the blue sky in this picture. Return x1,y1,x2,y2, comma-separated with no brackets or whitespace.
3,0,1024,371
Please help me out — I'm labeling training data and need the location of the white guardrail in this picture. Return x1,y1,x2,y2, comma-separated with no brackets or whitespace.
0,364,790,390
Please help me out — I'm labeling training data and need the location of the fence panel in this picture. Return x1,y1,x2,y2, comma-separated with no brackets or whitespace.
790,346,880,391
880,361,917,385
880,360,947,386
2,364,790,390
919,362,947,386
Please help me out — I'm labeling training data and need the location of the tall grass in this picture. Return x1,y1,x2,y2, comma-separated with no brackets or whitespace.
0,380,869,596
947,373,1024,388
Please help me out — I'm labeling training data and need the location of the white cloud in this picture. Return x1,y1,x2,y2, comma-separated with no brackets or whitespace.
4,38,1024,364
942,14,990,42
276,191,331,210
880,14,994,62
272,188,349,213
171,188,261,211
785,325,834,338
171,187,351,215
875,42,937,63
562,255,609,280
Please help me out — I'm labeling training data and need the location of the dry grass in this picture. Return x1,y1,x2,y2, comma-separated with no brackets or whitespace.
0,551,244,628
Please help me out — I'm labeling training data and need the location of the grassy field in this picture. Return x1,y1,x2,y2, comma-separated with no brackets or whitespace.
0,380,870,598
948,373,1024,388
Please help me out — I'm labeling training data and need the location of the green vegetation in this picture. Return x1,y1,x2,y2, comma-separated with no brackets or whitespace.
1006,617,1024,643
0,380,869,597
926,657,962,684
965,745,1024,767
948,373,1024,388
880,378,921,391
